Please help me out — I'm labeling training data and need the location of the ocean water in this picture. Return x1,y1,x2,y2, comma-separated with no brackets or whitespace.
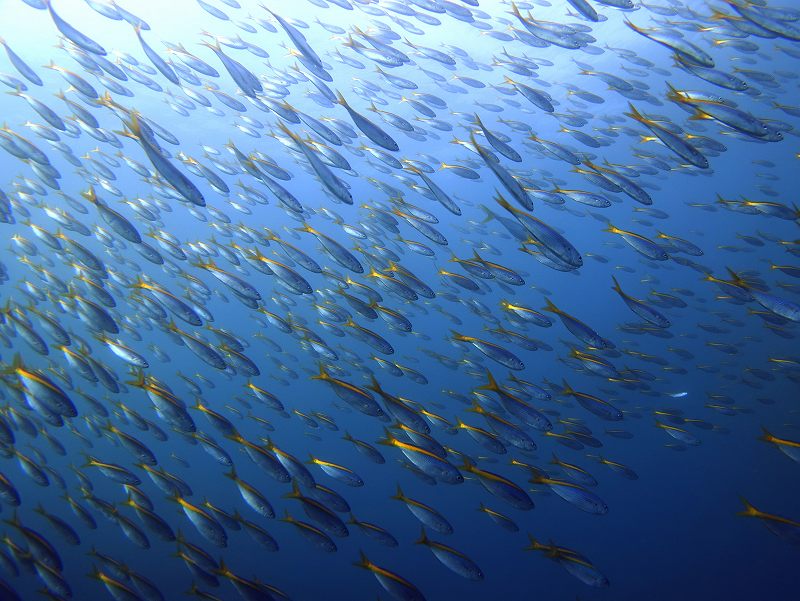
0,1,799,600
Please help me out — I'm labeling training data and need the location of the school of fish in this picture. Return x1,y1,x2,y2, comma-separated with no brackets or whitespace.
0,0,798,599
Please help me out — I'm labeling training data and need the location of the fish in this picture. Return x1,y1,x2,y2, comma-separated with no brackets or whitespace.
415,527,484,580
529,472,609,515
759,428,800,464
379,428,463,485
336,91,399,152
611,276,671,328
526,534,610,587
626,103,709,169
0,2,795,600
739,499,800,545
562,380,624,421
355,551,425,601
451,330,525,371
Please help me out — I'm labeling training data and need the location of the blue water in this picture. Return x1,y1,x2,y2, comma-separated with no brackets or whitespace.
0,1,799,600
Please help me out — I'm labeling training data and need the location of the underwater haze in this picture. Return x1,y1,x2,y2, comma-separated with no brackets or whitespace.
0,0,799,600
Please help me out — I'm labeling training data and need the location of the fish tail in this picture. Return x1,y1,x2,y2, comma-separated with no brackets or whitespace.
391,484,405,501
80,186,99,205
626,102,643,121
414,526,429,546
689,109,712,121
468,130,480,149
377,427,394,447
624,18,642,33
450,329,466,342
529,471,545,484
542,297,558,313
126,368,146,389
466,400,484,415
494,193,515,214
478,204,496,224
477,369,499,392
353,550,370,569
214,558,229,576
285,482,301,499
310,362,328,381
366,374,382,394
525,533,543,551
737,498,760,517
758,427,775,443
276,120,299,142
725,267,746,287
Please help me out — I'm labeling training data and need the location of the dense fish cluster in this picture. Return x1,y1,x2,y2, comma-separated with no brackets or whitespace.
0,0,798,599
